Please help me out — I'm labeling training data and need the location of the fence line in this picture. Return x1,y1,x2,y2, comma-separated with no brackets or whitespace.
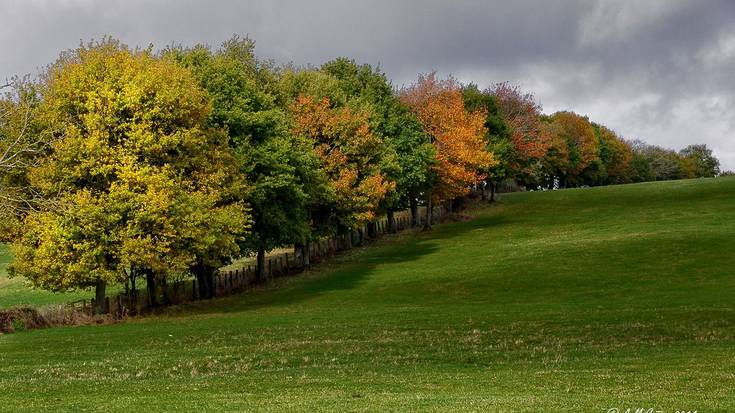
92,201,453,317
495,179,523,194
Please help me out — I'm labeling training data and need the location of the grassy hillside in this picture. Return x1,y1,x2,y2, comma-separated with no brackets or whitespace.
0,244,92,308
1,178,734,412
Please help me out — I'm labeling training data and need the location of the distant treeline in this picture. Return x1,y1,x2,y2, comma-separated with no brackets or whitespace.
0,36,722,312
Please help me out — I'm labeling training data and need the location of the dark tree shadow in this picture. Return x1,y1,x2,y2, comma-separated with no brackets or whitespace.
159,211,515,318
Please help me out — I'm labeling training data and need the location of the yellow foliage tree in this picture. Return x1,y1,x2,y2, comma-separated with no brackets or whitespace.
9,39,248,311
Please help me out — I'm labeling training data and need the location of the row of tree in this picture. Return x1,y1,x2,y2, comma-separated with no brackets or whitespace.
0,37,721,312
461,83,721,195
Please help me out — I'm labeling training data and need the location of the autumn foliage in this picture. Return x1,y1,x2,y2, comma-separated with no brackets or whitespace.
0,36,722,304
545,111,599,186
290,95,394,227
400,73,495,201
595,125,633,183
492,82,550,166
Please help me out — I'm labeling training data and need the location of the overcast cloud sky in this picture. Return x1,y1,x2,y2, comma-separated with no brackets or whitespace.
2,0,734,169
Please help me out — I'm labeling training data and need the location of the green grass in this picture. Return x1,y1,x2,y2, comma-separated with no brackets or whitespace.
0,245,93,308
1,178,734,412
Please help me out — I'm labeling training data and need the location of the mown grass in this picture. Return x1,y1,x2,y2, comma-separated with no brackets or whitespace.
1,177,734,412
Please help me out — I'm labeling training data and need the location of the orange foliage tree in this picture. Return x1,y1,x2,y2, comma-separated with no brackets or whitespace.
545,111,598,187
400,73,495,207
290,95,394,231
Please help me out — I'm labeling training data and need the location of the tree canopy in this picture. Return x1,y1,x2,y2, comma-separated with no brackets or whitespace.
400,73,495,203
0,36,723,305
8,40,248,309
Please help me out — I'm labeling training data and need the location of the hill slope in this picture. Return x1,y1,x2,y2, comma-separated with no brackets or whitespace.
1,178,734,412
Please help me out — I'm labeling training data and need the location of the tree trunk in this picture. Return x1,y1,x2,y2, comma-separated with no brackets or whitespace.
367,221,377,238
490,181,496,202
129,268,138,310
94,278,107,314
481,181,487,201
196,268,207,299
160,278,171,306
205,271,215,298
387,208,397,233
447,199,454,213
257,238,267,281
410,198,419,227
357,228,364,246
195,263,215,299
145,269,157,308
295,243,310,268
423,195,433,231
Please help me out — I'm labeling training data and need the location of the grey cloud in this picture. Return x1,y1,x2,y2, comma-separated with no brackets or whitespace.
2,0,734,169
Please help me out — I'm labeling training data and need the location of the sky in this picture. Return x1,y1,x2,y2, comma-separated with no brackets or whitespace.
2,0,734,170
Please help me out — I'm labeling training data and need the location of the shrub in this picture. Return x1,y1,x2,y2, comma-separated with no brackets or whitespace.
38,304,101,327
0,305,108,334
0,307,48,333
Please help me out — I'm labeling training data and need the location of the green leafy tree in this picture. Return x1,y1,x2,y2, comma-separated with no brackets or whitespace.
9,40,248,311
680,144,720,178
167,37,320,280
462,84,510,199
626,140,654,182
630,141,689,182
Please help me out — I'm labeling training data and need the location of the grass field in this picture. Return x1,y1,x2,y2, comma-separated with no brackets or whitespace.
1,178,734,412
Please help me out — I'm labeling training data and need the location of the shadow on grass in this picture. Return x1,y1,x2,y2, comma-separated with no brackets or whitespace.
164,210,516,318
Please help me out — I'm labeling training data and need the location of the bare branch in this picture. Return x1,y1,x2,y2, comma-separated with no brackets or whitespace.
0,80,50,220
